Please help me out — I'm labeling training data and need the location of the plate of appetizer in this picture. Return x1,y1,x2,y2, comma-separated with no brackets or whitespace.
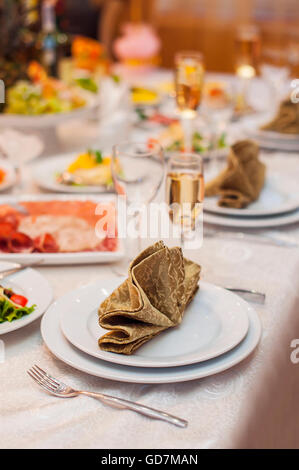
0,159,17,192
0,261,53,335
32,149,117,193
0,194,123,264
0,62,97,128
152,122,229,157
131,86,161,108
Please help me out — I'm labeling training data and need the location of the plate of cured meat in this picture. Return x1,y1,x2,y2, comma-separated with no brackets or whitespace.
0,195,123,265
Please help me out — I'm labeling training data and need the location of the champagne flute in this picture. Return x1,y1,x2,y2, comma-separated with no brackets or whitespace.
174,51,205,152
166,153,204,250
234,25,260,112
112,141,165,272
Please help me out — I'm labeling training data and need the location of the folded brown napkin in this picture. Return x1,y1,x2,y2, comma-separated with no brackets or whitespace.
261,99,299,134
205,140,266,209
98,241,201,355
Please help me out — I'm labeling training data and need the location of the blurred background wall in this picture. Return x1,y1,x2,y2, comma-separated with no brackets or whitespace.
1,0,299,74
140,0,299,72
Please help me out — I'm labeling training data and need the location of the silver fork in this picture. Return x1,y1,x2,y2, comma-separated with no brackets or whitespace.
27,365,188,428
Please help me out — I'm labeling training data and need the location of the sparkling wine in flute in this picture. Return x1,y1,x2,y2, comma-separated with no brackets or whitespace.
176,82,202,113
175,55,204,114
235,26,260,76
166,171,204,231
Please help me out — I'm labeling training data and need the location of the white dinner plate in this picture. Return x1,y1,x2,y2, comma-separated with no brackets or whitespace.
252,129,299,143
243,114,299,151
204,208,299,228
0,95,97,129
247,132,299,152
41,288,261,384
0,194,124,265
0,262,53,335
204,172,299,218
0,159,17,192
59,279,249,368
32,153,114,194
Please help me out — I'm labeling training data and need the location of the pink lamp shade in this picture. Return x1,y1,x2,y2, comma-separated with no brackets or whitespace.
114,23,161,67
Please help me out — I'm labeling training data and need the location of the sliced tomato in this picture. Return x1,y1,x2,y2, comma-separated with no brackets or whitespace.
10,294,28,307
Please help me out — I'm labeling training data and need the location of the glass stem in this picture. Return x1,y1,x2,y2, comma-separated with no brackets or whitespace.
135,210,142,254
239,77,250,111
14,162,25,195
180,229,185,251
181,114,194,152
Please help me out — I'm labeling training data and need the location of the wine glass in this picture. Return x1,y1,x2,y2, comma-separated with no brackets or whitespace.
201,81,234,156
174,51,205,152
166,153,204,250
234,25,260,112
111,141,165,272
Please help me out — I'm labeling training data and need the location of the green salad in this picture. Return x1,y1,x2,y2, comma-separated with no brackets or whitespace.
4,80,85,115
0,287,36,323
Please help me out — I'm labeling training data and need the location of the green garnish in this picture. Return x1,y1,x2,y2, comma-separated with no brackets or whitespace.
87,148,103,163
0,299,36,323
193,143,205,153
193,131,203,140
75,78,98,93
95,150,103,163
218,132,227,148
111,74,121,84
136,108,147,121
167,140,182,151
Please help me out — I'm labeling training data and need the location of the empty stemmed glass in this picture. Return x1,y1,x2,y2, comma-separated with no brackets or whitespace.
166,153,204,250
201,81,234,156
111,141,165,273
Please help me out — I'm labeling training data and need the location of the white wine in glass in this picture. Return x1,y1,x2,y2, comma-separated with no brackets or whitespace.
166,154,204,248
174,51,205,151
234,25,260,112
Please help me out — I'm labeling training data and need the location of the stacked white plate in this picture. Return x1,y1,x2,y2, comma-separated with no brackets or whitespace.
204,158,299,229
242,110,299,152
247,129,299,153
41,277,261,384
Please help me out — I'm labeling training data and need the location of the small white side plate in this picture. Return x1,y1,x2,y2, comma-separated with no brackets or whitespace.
0,262,53,335
60,279,249,368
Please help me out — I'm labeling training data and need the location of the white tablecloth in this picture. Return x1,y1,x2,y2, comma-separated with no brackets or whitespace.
1,72,299,449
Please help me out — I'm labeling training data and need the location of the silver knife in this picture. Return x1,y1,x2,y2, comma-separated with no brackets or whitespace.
0,260,44,280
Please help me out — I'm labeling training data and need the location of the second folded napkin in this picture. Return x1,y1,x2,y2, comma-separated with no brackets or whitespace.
261,99,299,135
205,140,266,209
98,241,201,355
